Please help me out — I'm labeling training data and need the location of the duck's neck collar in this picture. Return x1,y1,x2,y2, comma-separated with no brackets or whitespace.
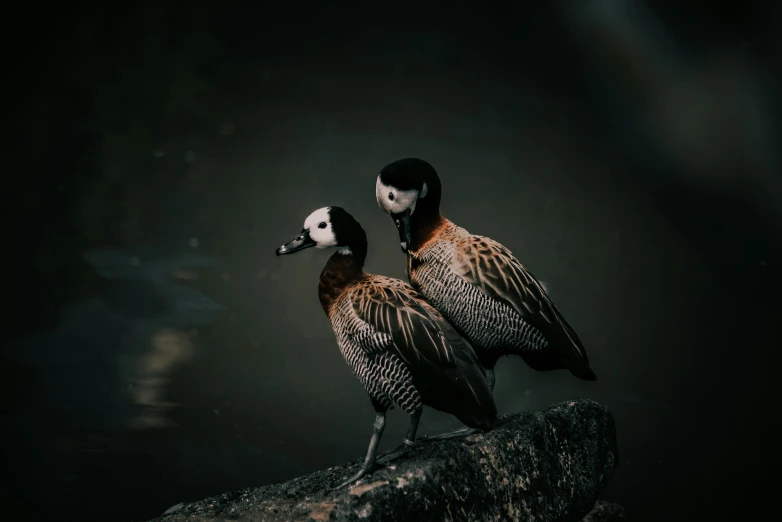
409,209,446,252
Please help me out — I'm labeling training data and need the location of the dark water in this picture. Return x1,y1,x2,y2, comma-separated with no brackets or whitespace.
3,2,782,521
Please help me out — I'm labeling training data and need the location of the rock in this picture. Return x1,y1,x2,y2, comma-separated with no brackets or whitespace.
151,399,617,522
162,503,184,516
581,500,626,521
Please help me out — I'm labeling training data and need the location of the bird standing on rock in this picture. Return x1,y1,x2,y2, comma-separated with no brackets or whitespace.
375,158,597,439
275,206,497,488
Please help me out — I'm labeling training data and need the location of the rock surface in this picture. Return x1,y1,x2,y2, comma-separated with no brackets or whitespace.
151,399,618,522
581,501,626,521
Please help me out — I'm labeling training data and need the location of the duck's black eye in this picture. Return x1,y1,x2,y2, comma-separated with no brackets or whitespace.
388,192,394,201
318,222,327,229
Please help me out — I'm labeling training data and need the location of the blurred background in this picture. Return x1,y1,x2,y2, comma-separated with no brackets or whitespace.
3,1,781,520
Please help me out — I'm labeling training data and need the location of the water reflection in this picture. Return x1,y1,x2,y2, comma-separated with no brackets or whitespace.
85,248,226,430
2,240,330,519
128,328,195,430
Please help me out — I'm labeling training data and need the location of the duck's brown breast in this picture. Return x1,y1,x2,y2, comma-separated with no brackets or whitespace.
318,253,365,314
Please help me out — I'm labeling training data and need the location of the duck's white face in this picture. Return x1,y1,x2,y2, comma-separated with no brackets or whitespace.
375,176,428,215
276,206,338,256
303,207,338,248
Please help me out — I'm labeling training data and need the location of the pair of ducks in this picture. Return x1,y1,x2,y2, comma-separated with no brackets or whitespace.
275,158,597,489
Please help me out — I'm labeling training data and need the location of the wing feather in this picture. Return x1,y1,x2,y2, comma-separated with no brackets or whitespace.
348,276,457,368
452,236,590,364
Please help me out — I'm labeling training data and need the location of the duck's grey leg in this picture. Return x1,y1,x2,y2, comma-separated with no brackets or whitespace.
333,411,386,489
377,408,421,465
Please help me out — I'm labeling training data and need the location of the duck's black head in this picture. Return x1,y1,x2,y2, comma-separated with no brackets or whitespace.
376,158,442,252
276,206,368,265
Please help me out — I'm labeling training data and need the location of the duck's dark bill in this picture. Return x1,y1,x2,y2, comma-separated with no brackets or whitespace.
276,231,316,256
392,210,411,253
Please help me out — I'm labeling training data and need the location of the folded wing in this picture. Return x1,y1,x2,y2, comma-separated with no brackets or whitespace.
452,236,595,379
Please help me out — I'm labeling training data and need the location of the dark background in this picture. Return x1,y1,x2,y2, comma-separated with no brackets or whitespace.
3,1,781,521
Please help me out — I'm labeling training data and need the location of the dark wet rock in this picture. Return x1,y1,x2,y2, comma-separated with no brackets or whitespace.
581,500,626,521
151,399,617,522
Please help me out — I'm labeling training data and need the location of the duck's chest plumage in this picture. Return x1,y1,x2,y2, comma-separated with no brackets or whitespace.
323,278,420,415
407,224,548,360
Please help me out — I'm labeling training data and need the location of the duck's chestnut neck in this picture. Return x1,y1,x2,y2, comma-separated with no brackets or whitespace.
317,236,367,314
409,210,445,252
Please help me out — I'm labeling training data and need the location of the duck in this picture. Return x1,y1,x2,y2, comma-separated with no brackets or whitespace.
275,206,497,488
374,158,597,402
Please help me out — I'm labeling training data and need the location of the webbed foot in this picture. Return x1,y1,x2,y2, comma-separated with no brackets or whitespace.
332,464,374,490
376,438,415,465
